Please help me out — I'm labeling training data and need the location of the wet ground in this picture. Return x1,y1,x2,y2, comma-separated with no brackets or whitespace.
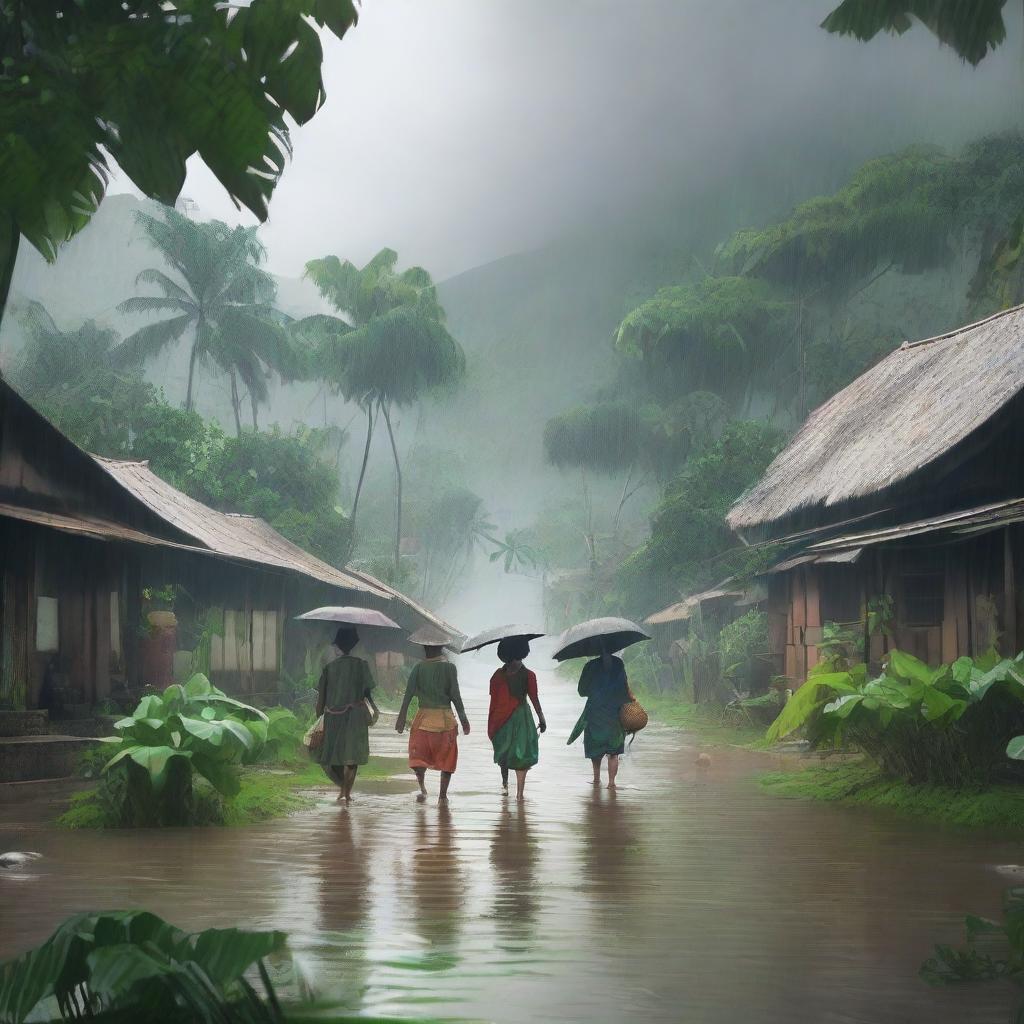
0,666,1020,1023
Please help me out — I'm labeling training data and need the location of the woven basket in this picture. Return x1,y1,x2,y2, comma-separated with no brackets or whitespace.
620,700,649,734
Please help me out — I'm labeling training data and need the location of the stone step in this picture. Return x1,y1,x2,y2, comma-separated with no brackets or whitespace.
49,717,118,738
0,710,49,738
0,735,99,783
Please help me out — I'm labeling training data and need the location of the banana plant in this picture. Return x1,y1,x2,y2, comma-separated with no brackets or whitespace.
767,649,1024,786
0,910,286,1024
102,675,268,813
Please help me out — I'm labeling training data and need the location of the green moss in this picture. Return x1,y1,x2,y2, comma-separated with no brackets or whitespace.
58,755,407,830
759,760,1024,831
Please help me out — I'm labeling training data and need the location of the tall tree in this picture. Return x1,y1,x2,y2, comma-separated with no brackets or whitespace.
118,209,295,430
0,0,358,328
304,249,465,572
10,301,153,452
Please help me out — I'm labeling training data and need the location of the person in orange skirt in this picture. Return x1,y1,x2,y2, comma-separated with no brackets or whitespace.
396,626,470,803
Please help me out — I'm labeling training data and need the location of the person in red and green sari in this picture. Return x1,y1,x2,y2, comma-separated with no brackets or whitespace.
487,637,546,801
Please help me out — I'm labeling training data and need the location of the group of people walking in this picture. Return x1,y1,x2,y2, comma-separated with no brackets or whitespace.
314,623,637,804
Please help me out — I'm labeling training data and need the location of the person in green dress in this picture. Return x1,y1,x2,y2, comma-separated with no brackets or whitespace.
396,626,470,804
315,626,380,804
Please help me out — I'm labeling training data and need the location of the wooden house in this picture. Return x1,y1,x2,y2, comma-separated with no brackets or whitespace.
0,378,456,713
727,305,1024,683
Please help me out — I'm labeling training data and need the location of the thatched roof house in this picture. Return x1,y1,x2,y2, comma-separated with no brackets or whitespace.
728,304,1024,682
729,304,1024,540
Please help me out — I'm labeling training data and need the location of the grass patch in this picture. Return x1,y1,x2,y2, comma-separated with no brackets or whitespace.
759,760,1024,831
58,755,407,830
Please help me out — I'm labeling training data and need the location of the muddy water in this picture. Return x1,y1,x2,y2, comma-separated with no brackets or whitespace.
1,666,1019,1023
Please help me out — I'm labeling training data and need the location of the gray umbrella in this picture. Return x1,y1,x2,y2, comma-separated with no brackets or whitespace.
460,624,545,653
552,616,651,662
295,606,402,629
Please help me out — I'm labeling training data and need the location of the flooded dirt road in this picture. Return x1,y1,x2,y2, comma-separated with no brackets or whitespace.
0,666,1018,1023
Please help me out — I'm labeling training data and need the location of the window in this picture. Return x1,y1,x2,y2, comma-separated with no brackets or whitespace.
210,610,278,672
902,569,945,627
251,610,278,671
35,597,59,653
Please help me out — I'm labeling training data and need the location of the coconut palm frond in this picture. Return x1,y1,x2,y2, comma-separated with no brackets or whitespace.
117,295,194,317
134,268,193,304
116,313,194,367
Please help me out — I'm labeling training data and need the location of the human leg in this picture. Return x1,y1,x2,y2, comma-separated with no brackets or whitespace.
343,765,358,802
439,771,452,803
607,754,619,789
500,766,509,791
515,768,528,801
591,757,602,785
413,767,427,802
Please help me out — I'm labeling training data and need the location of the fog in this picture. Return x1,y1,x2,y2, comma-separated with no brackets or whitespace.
109,0,1021,280
8,0,1024,630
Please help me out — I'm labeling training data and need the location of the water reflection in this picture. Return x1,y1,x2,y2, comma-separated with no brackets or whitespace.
580,789,639,913
490,802,539,948
410,805,465,954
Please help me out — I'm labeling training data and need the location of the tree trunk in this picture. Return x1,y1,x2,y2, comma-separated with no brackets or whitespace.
0,216,19,341
229,371,242,436
346,401,375,563
185,334,200,412
380,399,403,578
251,393,259,431
611,463,635,536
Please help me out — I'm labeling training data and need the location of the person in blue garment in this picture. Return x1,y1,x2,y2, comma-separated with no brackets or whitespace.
568,647,632,789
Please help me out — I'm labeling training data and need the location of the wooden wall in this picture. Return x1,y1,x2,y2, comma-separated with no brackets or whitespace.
781,525,1024,687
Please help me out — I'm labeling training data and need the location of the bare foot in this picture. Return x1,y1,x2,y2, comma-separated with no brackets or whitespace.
437,796,449,805
516,794,525,803
345,795,353,805
416,792,427,804
607,782,617,790
335,793,345,804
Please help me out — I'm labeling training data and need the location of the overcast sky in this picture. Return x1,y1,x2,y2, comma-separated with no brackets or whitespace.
110,0,1023,281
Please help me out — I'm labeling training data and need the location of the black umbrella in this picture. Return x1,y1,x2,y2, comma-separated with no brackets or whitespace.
460,624,545,653
295,606,402,629
552,616,651,662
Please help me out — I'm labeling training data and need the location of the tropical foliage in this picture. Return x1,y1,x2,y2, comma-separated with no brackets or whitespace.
0,0,359,322
613,421,784,613
119,209,296,425
99,674,271,826
9,303,152,454
615,276,793,403
303,248,466,568
766,650,1024,787
822,0,1009,66
0,910,287,1024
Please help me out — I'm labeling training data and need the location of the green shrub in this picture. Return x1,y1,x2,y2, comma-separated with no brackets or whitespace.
99,674,269,826
765,650,1024,787
718,610,770,693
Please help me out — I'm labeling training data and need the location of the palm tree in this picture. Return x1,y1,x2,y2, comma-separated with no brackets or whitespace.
13,300,128,395
117,208,296,432
10,301,152,451
303,249,465,571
